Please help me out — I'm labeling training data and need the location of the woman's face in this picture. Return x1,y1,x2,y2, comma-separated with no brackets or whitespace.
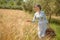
33,5,40,12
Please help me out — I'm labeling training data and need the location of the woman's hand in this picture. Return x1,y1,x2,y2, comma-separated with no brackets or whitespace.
26,20,32,22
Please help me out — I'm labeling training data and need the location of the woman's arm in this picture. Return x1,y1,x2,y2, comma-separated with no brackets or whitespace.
32,14,36,23
26,14,36,23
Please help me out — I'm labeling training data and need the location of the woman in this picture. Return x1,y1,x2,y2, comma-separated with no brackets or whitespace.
27,4,48,40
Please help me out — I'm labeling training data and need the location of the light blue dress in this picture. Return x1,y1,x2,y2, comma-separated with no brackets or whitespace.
32,11,48,38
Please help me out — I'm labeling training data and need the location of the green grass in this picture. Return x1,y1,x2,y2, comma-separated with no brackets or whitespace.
51,23,60,40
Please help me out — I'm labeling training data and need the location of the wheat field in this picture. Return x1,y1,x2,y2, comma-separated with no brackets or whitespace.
0,9,57,40
0,9,40,40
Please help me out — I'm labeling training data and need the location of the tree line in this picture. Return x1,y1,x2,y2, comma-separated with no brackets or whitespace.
0,0,60,23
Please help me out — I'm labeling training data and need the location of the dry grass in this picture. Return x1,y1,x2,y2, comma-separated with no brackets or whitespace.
0,9,39,40
0,9,56,40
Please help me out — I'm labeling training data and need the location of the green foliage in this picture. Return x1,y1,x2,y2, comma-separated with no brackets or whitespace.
0,0,60,21
0,0,23,10
17,0,22,5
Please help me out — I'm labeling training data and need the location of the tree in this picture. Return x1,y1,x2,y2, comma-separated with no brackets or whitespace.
17,0,23,6
55,0,60,16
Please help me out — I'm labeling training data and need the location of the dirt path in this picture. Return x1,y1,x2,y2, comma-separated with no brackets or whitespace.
51,16,60,20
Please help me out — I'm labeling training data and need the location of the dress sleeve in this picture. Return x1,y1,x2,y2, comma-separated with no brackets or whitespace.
40,11,44,21
32,14,36,23
41,11,48,23
43,12,48,24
